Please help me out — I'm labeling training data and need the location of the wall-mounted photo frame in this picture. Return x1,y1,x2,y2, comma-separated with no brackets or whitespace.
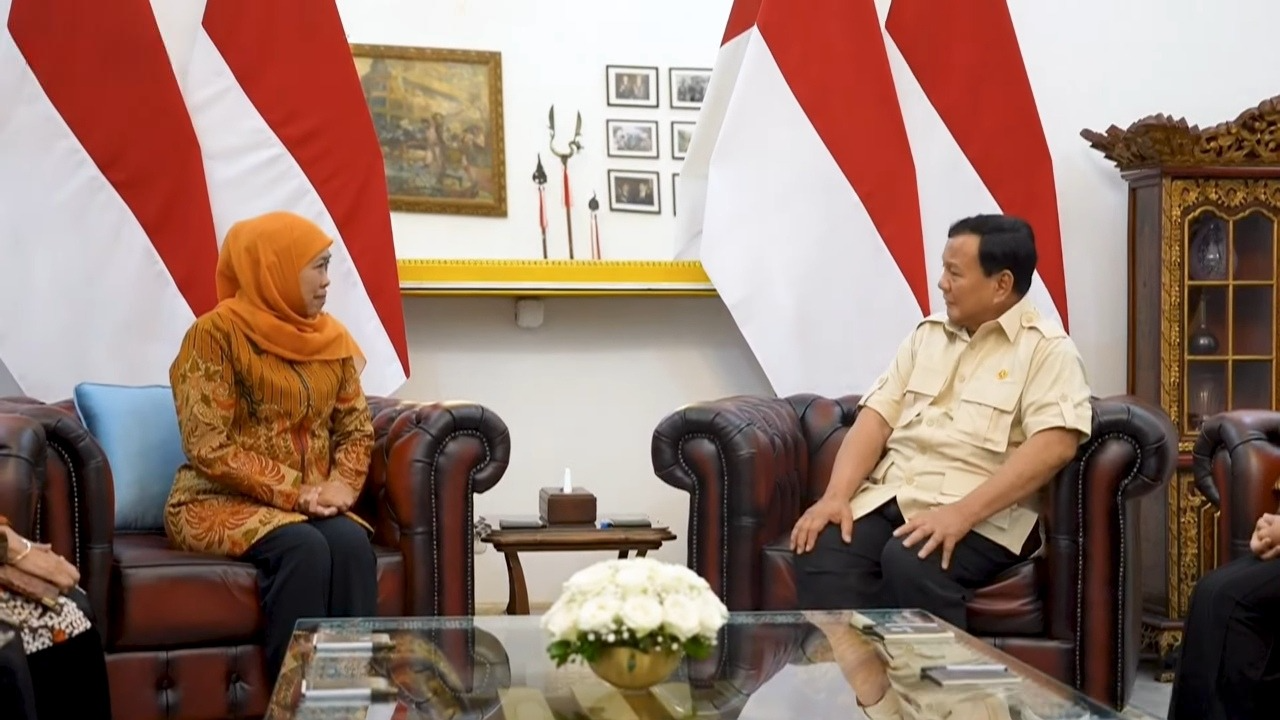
671,121,696,160
606,119,660,159
606,65,660,108
669,67,711,110
608,169,662,214
351,44,507,217
672,173,680,216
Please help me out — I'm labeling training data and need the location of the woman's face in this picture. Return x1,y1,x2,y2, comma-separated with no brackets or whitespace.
298,249,331,317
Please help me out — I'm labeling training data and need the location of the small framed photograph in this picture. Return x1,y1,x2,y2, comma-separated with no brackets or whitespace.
608,169,661,214
672,173,680,216
606,65,659,108
606,119,660,159
671,121,696,160
669,67,711,109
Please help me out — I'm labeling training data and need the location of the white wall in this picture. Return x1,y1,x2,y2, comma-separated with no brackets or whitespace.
336,0,732,261
396,295,770,606
349,0,1280,606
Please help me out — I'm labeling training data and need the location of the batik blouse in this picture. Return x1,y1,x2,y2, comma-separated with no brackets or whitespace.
164,309,375,558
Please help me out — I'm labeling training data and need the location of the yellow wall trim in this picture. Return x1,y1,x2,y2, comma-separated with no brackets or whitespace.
397,259,716,296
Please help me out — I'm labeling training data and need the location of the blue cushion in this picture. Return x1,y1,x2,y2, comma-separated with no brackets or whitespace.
73,383,187,532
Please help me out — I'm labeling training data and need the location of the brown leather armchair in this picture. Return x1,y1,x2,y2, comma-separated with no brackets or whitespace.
0,395,511,720
651,393,1177,711
1192,410,1280,561
0,414,48,718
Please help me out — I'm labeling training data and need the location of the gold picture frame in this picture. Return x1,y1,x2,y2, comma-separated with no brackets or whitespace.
351,44,507,217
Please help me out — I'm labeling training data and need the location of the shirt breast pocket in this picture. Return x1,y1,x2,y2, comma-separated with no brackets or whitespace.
953,381,1022,452
897,366,946,428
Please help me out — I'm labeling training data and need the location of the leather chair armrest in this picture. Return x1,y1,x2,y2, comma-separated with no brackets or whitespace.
0,414,45,535
1078,394,1178,506
1055,394,1177,708
651,395,810,611
0,399,114,633
366,399,510,616
1192,410,1280,561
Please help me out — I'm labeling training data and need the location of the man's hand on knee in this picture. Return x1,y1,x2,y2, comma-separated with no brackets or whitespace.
1251,513,1280,559
791,497,855,553
893,504,976,570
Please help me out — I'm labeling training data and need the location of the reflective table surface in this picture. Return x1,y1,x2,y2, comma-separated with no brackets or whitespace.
266,610,1131,719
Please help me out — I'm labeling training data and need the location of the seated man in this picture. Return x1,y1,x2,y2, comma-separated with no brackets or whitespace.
1168,510,1280,719
791,214,1093,716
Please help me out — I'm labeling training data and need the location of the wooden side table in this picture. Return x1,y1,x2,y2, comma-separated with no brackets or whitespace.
480,525,677,615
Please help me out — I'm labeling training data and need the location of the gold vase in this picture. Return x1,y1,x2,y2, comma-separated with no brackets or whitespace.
588,646,683,691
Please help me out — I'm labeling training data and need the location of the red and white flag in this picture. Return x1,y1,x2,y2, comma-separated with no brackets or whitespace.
0,0,409,400
677,0,1067,397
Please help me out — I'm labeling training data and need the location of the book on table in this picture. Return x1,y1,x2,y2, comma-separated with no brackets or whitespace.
920,663,1022,687
869,622,955,643
850,609,955,642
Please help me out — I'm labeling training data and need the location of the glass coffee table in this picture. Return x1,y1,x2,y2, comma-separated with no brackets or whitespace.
265,610,1137,719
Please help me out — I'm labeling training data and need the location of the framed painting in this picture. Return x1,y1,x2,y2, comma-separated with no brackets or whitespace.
351,44,507,217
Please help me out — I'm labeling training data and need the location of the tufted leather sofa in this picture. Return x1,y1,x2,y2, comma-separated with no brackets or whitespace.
651,393,1177,711
0,395,510,720
1192,410,1280,561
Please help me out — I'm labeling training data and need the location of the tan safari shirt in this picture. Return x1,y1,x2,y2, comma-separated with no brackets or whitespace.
852,296,1093,555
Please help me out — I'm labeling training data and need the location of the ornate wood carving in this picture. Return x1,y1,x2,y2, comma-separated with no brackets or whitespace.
1081,95,1280,170
1159,177,1181,449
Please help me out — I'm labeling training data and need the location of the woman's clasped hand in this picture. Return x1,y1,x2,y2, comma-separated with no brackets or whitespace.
3,528,79,593
295,481,358,517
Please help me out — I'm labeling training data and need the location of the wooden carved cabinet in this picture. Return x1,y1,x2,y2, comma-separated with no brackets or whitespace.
1083,97,1280,675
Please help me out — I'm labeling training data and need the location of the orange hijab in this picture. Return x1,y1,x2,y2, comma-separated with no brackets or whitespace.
214,211,365,370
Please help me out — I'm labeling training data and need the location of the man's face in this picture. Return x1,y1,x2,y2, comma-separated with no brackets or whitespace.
937,233,1008,331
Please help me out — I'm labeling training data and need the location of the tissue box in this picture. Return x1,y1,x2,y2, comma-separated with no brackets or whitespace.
539,487,597,525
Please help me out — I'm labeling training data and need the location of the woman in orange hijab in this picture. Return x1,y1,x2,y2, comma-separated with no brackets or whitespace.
164,211,377,680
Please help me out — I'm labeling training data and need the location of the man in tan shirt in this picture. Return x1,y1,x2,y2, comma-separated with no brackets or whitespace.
790,214,1093,716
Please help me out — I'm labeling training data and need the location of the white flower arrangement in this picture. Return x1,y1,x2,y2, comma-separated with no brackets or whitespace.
541,557,730,666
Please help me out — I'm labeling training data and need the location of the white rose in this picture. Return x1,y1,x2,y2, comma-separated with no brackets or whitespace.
620,595,664,635
651,562,688,590
542,606,577,640
697,596,728,637
565,562,615,592
684,572,712,592
615,562,653,594
661,595,702,640
576,596,619,634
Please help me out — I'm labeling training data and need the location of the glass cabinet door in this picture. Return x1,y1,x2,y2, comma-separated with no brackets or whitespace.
1184,208,1277,431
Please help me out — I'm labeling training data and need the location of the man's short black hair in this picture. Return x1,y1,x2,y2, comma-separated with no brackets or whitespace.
947,214,1037,297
